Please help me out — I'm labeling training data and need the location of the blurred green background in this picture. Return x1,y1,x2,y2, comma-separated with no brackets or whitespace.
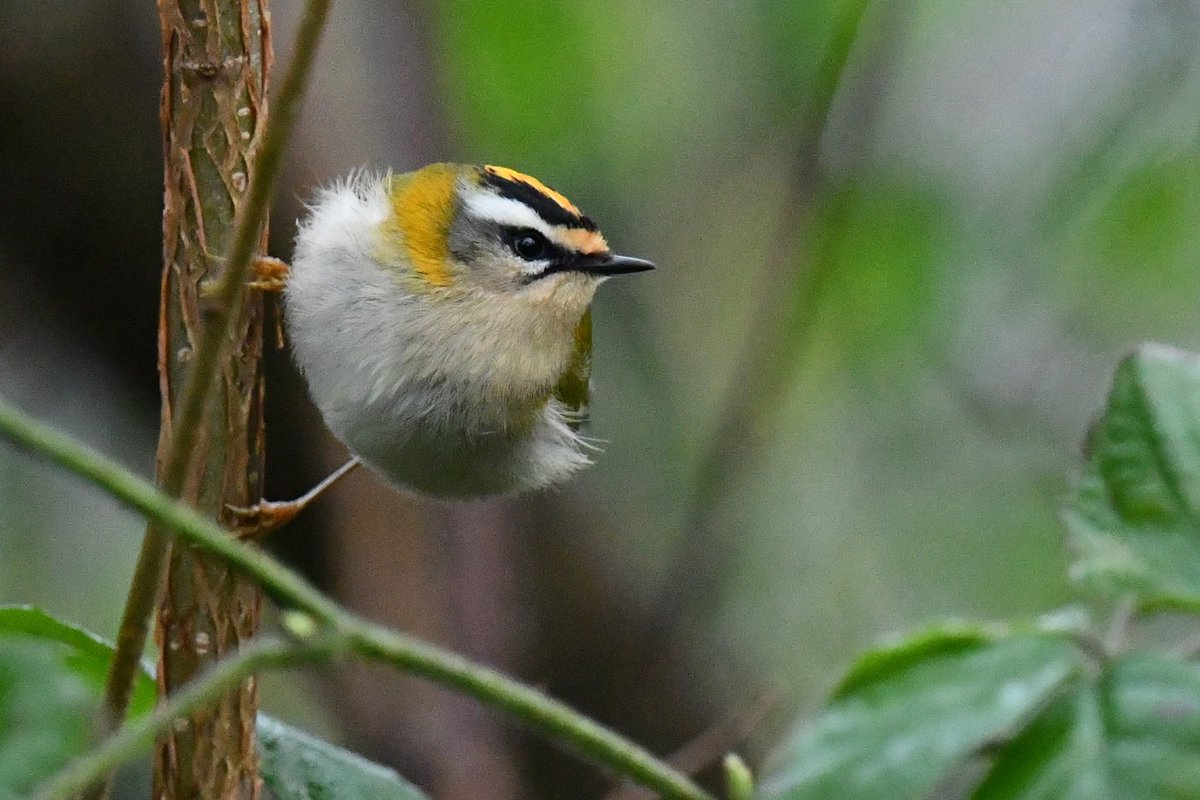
2,0,1199,797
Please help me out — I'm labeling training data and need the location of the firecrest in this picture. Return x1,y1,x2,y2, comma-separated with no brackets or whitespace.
283,163,654,499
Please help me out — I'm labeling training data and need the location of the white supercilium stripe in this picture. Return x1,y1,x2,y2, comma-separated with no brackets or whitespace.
461,189,574,249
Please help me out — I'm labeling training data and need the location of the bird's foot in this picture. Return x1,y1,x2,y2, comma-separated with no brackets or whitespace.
227,498,305,540
199,256,290,300
247,256,291,293
227,457,361,540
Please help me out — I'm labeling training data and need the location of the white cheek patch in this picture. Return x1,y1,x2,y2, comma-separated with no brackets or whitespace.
519,258,553,278
460,188,583,255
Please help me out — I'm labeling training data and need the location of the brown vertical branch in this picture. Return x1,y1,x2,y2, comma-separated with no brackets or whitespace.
154,0,271,798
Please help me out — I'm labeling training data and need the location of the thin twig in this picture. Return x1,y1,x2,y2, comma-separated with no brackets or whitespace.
654,0,877,625
344,618,712,800
0,397,715,800
100,0,334,747
602,685,781,800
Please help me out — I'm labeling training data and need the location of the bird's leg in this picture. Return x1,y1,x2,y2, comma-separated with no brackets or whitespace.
228,457,361,540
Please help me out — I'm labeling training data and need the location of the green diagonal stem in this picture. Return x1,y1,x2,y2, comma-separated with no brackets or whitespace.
0,397,715,800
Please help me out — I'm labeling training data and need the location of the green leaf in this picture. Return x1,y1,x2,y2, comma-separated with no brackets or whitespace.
971,653,1200,799
968,684,1106,800
0,606,156,717
756,627,1080,800
759,616,1200,800
1106,653,1200,796
832,619,997,698
0,605,155,795
0,607,426,799
258,716,428,800
1063,344,1200,612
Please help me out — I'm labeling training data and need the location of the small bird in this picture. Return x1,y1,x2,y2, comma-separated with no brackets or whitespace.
282,163,654,500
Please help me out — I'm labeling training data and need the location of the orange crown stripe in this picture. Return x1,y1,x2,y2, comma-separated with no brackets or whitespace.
484,165,583,217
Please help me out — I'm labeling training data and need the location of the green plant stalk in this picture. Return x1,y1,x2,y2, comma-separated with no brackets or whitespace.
660,0,875,622
0,397,715,800
0,399,343,623
35,637,336,800
101,0,333,752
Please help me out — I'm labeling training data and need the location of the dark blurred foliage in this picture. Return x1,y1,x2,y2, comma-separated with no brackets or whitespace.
4,1,1200,798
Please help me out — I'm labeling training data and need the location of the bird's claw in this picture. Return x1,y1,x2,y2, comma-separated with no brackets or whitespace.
226,458,361,540
248,256,291,293
226,499,302,540
199,256,290,299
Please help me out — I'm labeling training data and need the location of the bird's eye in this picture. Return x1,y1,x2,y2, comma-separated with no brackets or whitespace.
511,229,548,261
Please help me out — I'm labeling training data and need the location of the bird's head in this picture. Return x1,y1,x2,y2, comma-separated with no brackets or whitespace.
377,163,653,314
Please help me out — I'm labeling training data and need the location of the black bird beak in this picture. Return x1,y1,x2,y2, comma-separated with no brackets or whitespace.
572,252,656,277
